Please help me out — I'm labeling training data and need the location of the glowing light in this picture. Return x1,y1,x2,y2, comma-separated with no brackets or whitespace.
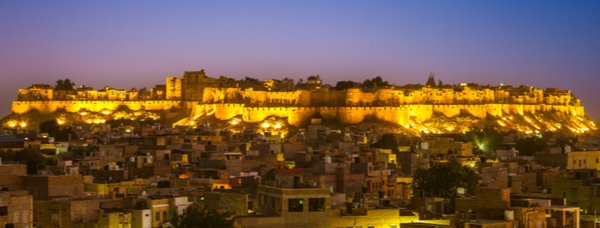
231,119,239,125
261,123,270,128
80,112,88,116
20,122,27,128
274,123,282,129
8,122,16,128
103,111,110,115
57,120,64,125
470,164,475,167
190,121,195,125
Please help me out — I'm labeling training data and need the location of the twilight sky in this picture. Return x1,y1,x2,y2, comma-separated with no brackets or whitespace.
1,1,599,119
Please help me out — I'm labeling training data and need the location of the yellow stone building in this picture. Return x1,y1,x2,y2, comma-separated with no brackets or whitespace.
4,70,594,134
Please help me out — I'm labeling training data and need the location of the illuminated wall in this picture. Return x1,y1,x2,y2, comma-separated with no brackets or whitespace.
6,75,589,130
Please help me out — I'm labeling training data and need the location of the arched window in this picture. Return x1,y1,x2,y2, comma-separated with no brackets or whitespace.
155,212,160,221
163,211,168,222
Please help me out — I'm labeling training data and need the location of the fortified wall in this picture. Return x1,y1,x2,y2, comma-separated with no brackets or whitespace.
12,100,185,115
191,103,584,127
5,70,588,130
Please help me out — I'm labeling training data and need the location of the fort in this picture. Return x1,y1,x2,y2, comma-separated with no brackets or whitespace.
1,70,594,134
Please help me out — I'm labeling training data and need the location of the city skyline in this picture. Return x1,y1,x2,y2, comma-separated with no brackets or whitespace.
1,1,599,119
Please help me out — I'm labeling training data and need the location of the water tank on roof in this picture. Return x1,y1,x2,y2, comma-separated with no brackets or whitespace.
505,210,514,221
324,156,331,163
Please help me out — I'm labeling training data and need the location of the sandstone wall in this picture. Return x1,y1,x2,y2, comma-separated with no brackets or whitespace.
10,98,585,128
192,102,583,127
12,100,183,114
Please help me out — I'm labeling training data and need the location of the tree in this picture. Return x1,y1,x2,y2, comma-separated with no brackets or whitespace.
55,79,75,90
465,126,504,153
363,76,390,88
371,134,399,153
263,168,276,183
171,204,234,228
412,160,483,198
515,136,547,156
13,148,46,174
244,77,259,82
39,120,78,141
335,81,355,90
425,73,436,87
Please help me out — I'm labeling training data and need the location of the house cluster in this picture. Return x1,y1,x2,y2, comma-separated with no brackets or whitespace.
0,118,599,228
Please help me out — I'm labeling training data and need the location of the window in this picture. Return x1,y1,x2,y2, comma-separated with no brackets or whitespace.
155,212,160,221
309,198,325,212
0,206,7,216
288,199,304,212
51,212,59,221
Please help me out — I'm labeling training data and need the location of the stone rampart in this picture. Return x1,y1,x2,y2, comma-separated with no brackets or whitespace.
11,99,585,127
12,100,183,114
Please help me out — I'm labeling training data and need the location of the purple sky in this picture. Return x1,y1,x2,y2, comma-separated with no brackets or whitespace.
1,1,599,119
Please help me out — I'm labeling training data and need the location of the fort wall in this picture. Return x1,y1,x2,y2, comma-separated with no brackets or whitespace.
12,100,183,115
201,103,582,127
11,99,584,127
9,74,587,129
